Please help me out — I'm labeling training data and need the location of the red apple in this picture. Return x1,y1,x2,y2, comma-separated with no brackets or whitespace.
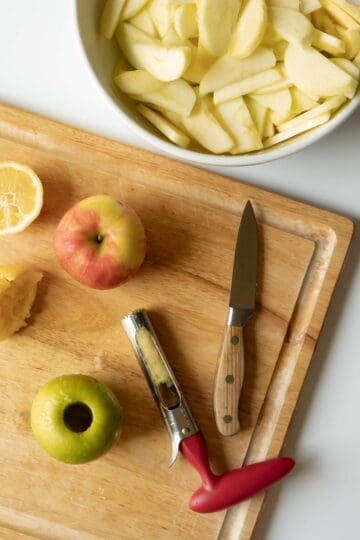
54,195,146,289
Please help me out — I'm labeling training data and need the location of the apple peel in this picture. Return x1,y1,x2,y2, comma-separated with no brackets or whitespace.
54,195,146,290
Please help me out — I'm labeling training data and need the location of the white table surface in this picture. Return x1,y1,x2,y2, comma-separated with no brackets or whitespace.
1,1,359,539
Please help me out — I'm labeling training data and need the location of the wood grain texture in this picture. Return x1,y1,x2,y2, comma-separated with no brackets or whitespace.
213,326,244,436
0,102,353,540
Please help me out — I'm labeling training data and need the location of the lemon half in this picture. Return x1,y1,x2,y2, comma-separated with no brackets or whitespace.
0,162,43,235
0,265,42,341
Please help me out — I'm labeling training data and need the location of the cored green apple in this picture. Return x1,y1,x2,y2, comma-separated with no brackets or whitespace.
31,374,122,464
54,195,146,290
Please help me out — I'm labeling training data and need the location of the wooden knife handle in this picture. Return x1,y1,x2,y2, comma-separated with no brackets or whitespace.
213,326,244,436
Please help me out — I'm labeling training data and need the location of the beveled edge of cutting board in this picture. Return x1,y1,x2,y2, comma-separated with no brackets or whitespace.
0,102,354,540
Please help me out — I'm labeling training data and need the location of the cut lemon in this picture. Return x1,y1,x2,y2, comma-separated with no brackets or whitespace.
0,162,43,235
0,265,42,341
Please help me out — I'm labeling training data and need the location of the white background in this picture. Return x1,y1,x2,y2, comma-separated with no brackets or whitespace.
0,1,359,539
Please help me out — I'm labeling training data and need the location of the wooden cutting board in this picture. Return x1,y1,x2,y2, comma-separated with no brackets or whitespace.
0,103,352,540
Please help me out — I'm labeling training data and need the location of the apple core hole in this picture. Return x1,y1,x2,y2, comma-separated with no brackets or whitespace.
63,402,93,433
95,234,103,244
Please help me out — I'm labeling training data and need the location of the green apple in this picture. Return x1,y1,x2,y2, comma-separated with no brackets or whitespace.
31,375,122,464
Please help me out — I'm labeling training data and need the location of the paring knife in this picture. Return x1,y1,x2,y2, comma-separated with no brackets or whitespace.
213,200,258,436
121,309,294,513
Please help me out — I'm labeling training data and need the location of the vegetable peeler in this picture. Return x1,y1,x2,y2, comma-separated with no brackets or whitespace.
121,309,295,514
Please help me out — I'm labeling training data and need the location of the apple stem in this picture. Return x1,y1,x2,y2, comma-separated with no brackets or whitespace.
95,234,103,244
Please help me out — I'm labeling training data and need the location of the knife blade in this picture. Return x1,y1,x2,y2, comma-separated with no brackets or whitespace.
213,200,258,436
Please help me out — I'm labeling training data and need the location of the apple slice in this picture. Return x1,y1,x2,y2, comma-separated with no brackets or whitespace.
300,0,321,14
149,0,174,37
321,0,360,29
137,104,191,147
200,47,276,95
162,26,191,46
267,0,301,5
126,42,191,81
156,107,186,130
270,86,319,125
291,86,319,112
264,112,330,147
263,114,275,137
130,8,157,37
213,69,282,104
229,0,268,59
277,95,346,131
132,79,196,116
174,4,198,39
116,23,191,81
354,50,360,68
249,89,292,117
213,97,263,154
184,44,215,84
331,57,360,79
254,79,292,93
270,0,300,7
312,28,345,55
262,24,284,47
163,0,195,3
269,7,315,45
268,0,300,8
182,95,235,153
270,109,293,125
198,0,241,57
311,8,339,35
273,41,288,60
100,0,126,39
284,43,358,98
329,0,360,25
112,52,133,78
114,69,165,94
336,26,360,59
262,24,283,46
121,0,149,20
245,97,269,137
253,66,292,93
117,19,154,44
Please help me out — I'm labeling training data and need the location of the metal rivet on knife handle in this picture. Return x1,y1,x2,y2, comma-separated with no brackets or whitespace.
213,325,244,436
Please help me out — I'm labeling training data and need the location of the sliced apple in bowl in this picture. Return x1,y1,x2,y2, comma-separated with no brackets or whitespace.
198,0,241,57
116,23,191,81
96,0,360,156
229,0,268,59
284,43,358,99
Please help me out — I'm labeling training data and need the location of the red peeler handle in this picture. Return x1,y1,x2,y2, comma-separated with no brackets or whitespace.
180,433,295,513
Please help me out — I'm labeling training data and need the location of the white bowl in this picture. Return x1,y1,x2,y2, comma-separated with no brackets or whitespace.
73,0,360,166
